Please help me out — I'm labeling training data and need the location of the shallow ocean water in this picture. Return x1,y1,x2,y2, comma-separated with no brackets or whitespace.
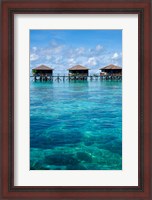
30,79,122,170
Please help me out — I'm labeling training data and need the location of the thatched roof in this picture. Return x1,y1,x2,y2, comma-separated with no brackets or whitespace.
33,65,53,70
100,64,122,70
68,65,89,71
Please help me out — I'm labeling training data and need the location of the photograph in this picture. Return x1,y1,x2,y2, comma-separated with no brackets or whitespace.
30,30,122,170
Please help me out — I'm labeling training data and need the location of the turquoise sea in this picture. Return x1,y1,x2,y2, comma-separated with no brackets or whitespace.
30,79,122,170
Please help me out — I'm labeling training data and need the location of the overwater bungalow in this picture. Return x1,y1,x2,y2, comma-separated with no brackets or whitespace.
68,65,89,77
32,65,53,76
100,64,122,76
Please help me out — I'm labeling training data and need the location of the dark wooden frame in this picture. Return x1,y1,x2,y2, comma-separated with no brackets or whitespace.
1,0,151,199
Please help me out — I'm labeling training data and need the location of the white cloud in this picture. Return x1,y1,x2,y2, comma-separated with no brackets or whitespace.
30,41,122,74
68,58,74,62
87,57,97,66
55,56,63,63
96,44,103,51
112,52,119,59
67,58,75,65
54,46,64,54
46,55,51,60
75,47,85,55
32,47,37,51
30,53,39,61
50,39,58,47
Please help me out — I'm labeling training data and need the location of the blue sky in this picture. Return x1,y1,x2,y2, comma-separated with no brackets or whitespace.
30,30,122,75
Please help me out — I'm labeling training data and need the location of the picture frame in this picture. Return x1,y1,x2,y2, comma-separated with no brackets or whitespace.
1,0,151,199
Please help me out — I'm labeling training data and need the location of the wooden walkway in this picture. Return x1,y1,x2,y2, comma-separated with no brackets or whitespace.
30,75,122,82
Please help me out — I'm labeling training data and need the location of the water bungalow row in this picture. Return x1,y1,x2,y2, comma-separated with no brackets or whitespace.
32,64,122,81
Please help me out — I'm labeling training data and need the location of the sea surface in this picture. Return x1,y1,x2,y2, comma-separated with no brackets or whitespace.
30,79,122,170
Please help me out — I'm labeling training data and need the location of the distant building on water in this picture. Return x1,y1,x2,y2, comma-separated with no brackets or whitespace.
32,65,53,76
68,65,89,76
100,64,122,76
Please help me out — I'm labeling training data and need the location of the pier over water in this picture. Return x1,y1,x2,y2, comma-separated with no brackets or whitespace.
31,75,122,82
